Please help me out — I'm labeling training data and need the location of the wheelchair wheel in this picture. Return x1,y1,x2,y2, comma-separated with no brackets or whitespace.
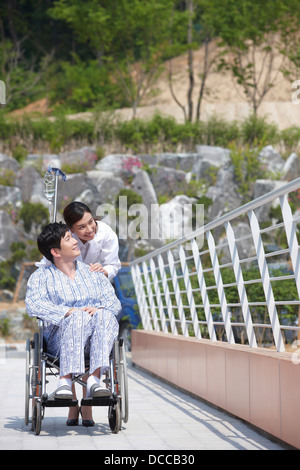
32,332,40,398
108,401,121,434
32,400,42,435
24,339,31,426
25,332,42,432
118,339,129,423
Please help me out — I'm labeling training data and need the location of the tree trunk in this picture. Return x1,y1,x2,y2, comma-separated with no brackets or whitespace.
187,0,194,122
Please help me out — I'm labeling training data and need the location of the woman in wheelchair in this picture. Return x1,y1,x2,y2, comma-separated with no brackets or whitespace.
25,222,121,426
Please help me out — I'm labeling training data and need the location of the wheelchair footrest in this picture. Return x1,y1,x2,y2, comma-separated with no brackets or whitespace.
42,394,78,408
81,396,114,407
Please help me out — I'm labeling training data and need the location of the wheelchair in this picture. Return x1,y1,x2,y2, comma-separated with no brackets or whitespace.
25,320,129,435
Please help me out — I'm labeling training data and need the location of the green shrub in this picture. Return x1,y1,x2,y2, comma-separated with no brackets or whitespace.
0,318,10,337
280,127,300,156
0,169,16,186
240,114,279,145
19,202,49,233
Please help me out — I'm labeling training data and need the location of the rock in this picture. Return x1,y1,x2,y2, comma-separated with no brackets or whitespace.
159,195,197,241
58,173,101,213
60,147,97,169
148,166,187,197
15,166,42,203
0,185,22,208
253,179,286,222
41,154,61,170
156,153,197,171
206,165,243,221
0,153,20,172
95,154,139,176
0,210,20,261
258,145,284,175
193,145,231,181
0,306,32,341
86,170,124,204
131,169,158,206
282,153,300,181
131,169,163,248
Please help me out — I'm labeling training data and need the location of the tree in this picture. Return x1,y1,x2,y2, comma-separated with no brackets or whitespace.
50,0,175,118
0,2,54,109
209,0,293,115
167,0,222,122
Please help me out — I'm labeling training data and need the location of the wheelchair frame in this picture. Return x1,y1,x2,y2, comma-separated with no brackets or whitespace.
25,320,129,435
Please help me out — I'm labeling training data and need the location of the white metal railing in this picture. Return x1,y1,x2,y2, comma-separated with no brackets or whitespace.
130,177,300,352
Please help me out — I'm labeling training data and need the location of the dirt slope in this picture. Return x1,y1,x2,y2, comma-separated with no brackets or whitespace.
10,46,300,130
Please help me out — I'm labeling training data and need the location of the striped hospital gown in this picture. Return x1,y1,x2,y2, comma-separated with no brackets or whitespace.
25,261,121,376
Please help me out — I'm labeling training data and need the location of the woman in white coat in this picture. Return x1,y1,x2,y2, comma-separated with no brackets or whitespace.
63,201,121,281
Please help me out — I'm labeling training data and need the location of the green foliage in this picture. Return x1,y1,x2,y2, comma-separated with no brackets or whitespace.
0,318,10,337
48,58,126,113
12,144,28,164
19,202,49,233
240,114,279,145
3,111,300,158
280,127,300,157
229,143,266,199
0,169,16,186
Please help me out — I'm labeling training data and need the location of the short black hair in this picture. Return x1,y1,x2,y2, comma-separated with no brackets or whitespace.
37,222,69,263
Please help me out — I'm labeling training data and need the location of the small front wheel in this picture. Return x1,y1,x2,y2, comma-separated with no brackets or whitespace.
108,401,121,434
32,400,42,435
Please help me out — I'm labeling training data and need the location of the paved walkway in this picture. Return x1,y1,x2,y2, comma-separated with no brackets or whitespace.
0,342,288,451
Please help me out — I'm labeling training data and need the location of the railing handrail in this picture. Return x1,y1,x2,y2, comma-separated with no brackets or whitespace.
130,176,300,267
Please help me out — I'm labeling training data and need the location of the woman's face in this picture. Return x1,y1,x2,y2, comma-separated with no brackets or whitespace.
71,211,97,243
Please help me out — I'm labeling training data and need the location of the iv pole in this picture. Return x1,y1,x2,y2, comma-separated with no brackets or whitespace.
43,166,67,222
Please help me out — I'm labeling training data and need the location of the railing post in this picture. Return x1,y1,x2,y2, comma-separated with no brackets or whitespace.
157,254,178,335
149,258,169,334
142,261,160,332
179,245,201,339
225,221,257,348
131,264,153,330
167,249,189,337
280,194,300,297
191,239,217,341
248,209,285,352
207,230,235,344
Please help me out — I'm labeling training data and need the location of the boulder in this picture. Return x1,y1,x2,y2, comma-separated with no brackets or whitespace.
15,166,42,203
206,165,243,221
148,166,187,197
95,154,140,176
156,153,197,171
282,153,300,181
0,153,20,172
131,169,158,206
258,145,284,175
253,179,286,222
193,145,231,182
0,185,22,209
0,210,20,261
86,170,124,204
159,195,197,241
60,147,97,170
58,173,101,213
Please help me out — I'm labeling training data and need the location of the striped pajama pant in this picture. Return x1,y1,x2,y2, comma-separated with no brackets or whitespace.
46,308,119,377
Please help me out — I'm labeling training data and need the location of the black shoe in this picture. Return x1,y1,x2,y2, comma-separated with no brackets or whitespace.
80,407,95,427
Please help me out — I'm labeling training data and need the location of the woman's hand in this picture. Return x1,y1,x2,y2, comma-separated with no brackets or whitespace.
89,263,108,277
